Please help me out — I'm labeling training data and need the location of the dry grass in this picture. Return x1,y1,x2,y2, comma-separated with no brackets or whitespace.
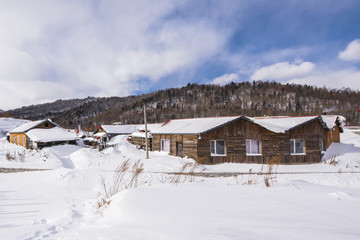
6,150,26,162
170,161,203,185
329,156,338,166
263,159,278,187
97,159,144,209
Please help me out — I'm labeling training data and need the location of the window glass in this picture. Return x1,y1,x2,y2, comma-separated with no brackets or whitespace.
246,139,261,154
295,139,304,153
216,141,225,155
210,140,226,155
291,139,305,154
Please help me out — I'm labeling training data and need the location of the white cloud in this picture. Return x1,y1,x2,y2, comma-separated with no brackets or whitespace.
251,61,315,80
250,59,360,90
211,73,240,85
287,69,360,90
0,0,230,109
339,39,360,62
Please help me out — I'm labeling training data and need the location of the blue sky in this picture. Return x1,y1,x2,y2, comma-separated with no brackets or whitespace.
1,0,360,110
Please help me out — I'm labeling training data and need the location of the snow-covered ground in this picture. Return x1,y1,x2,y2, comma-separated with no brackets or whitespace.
1,118,360,239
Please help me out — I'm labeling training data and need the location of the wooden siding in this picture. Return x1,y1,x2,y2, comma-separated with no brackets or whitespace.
152,134,198,160
152,117,339,165
327,124,340,147
36,121,56,129
9,133,29,148
131,137,152,150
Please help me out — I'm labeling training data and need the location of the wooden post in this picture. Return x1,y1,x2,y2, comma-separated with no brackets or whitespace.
144,104,149,159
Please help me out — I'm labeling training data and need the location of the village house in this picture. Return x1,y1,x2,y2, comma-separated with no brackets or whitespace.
91,124,140,144
8,119,77,149
130,123,163,150
151,115,345,164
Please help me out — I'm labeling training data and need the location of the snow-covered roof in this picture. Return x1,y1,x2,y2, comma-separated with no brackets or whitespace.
136,123,164,132
9,119,58,133
100,125,139,134
94,132,107,138
152,116,242,135
151,115,346,135
131,132,152,138
26,127,77,143
247,116,319,133
247,115,346,133
321,115,346,132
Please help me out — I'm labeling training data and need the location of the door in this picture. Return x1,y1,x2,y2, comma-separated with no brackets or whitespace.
177,142,183,158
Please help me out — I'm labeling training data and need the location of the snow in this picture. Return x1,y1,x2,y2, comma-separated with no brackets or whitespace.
131,131,152,138
0,117,30,137
136,123,164,132
322,115,346,130
101,124,139,134
9,119,57,133
248,115,345,133
1,118,360,239
26,126,77,143
152,116,241,134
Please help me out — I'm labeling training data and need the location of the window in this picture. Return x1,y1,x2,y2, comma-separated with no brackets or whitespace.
17,135,20,145
210,140,226,156
161,139,170,152
320,140,326,153
290,139,305,155
13,136,16,144
246,139,261,155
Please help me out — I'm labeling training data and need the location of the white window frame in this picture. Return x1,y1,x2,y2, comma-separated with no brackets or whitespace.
17,135,20,145
160,139,170,153
210,140,226,156
320,139,326,154
290,139,305,155
246,139,262,156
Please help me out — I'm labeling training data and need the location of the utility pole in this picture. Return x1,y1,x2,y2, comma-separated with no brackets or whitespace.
144,104,149,159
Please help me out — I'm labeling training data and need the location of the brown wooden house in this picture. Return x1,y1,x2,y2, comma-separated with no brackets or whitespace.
9,119,76,149
151,115,345,164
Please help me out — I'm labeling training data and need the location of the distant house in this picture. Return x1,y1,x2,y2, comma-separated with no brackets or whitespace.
151,115,345,164
8,119,77,149
92,124,140,143
130,123,163,150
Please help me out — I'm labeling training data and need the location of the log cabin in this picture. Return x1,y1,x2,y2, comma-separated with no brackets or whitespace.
8,119,77,149
151,115,345,164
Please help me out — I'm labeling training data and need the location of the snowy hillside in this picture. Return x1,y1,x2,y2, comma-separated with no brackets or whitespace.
1,117,360,239
0,117,30,137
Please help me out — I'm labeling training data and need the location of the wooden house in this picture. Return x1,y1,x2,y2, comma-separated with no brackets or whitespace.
8,119,77,149
130,123,163,150
151,115,345,164
92,124,139,144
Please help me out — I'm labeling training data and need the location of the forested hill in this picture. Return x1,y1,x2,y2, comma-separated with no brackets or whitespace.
2,81,359,130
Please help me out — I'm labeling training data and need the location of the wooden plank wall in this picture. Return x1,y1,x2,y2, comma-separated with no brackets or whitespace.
198,118,328,164
152,134,198,160
327,124,340,147
36,121,56,129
